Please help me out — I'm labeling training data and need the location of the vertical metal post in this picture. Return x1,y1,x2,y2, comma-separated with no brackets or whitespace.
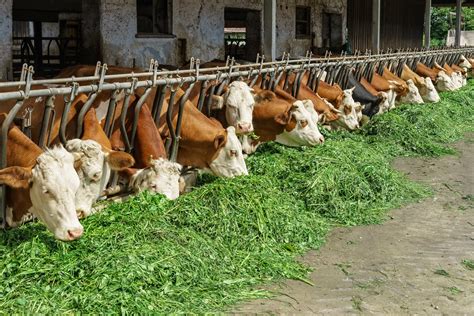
425,0,432,48
263,0,276,61
455,0,462,47
372,0,381,53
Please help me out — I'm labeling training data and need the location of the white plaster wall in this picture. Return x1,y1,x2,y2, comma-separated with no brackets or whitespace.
0,0,13,80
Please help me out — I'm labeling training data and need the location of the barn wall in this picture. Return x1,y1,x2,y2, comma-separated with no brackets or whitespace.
99,0,347,67
81,0,101,64
0,0,13,80
99,0,179,68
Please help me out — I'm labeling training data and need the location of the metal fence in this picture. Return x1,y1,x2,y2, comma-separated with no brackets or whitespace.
1,47,473,228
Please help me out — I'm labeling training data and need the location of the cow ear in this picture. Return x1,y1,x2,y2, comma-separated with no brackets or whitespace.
105,151,135,171
210,95,225,110
274,111,291,125
72,152,83,171
0,166,33,189
214,133,227,150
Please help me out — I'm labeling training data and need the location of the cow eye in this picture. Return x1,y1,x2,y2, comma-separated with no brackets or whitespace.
299,120,308,128
229,149,238,157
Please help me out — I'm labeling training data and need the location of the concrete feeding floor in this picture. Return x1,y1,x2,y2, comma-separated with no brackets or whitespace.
235,133,474,315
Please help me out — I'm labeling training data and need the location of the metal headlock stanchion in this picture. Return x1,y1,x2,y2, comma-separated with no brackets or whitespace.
1,46,474,228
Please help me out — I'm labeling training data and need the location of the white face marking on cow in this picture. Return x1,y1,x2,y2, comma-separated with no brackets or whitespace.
437,71,457,92
276,100,325,147
239,135,261,156
459,55,472,69
323,98,360,131
223,81,255,134
400,79,424,104
66,139,110,218
386,89,397,110
29,146,83,241
342,87,357,107
420,77,440,103
376,92,391,115
451,71,465,89
129,158,182,200
35,97,43,103
209,126,248,177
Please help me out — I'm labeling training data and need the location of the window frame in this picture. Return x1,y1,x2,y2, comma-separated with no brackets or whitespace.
136,0,174,38
295,6,311,39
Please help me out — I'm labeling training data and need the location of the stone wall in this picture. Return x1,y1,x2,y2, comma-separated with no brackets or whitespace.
0,0,13,80
99,0,179,68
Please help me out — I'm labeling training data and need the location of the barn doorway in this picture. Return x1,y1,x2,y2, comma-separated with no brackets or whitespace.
224,8,261,61
12,0,82,78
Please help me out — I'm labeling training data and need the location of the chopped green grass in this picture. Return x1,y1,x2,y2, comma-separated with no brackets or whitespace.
1,81,474,313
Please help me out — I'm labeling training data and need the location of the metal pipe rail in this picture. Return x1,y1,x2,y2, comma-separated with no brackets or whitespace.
1,46,474,229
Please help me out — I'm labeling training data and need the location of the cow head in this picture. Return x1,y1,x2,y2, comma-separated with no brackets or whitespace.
459,55,472,70
400,79,424,104
129,158,182,200
0,145,83,241
451,71,465,88
323,98,360,131
209,126,248,177
275,100,325,147
436,71,457,92
419,77,440,103
212,81,255,134
66,139,135,218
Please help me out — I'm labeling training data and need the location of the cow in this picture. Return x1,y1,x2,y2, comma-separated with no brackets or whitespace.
105,96,182,199
370,73,402,110
383,68,424,104
436,70,457,92
347,72,382,117
401,64,440,103
360,77,392,114
242,87,324,153
416,62,438,83
0,114,84,241
0,89,136,219
156,87,248,177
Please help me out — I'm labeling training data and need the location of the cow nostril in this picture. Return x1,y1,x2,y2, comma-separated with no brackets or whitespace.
67,228,83,240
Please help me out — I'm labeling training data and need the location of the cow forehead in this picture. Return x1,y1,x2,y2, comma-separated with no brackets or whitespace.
33,147,78,185
226,82,254,105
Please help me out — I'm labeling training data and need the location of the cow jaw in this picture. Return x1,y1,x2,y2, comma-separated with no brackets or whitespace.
130,158,182,200
420,77,440,103
224,81,255,134
400,79,424,104
276,100,325,147
437,71,457,92
29,146,83,241
66,139,111,218
459,56,472,69
209,126,248,177
376,92,391,115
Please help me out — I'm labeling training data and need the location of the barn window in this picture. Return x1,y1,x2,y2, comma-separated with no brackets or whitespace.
295,6,311,39
136,0,172,36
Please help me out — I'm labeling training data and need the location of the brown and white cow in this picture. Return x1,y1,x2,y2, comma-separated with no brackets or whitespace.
383,68,424,104
401,64,440,103
0,114,83,241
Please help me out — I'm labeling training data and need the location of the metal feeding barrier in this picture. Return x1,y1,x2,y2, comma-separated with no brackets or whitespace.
1,46,474,229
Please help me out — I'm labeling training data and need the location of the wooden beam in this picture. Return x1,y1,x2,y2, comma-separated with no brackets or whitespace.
263,0,276,60
455,0,462,47
425,0,432,48
372,0,381,53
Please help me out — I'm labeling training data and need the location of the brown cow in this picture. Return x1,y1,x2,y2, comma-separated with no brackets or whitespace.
401,64,440,103
383,68,423,104
0,114,83,240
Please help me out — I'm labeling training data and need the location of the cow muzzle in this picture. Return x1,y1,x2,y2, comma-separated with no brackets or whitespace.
67,227,84,241
236,122,254,134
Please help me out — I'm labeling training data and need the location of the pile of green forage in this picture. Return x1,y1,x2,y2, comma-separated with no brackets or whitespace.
1,82,473,313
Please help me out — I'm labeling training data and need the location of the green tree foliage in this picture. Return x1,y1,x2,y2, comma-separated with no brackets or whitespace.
431,7,474,46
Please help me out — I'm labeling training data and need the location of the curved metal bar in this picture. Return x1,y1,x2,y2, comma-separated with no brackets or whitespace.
152,84,167,126
165,87,178,156
130,87,153,147
170,81,195,162
1,98,26,228
119,78,138,153
59,82,79,145
38,95,56,149
103,87,121,138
